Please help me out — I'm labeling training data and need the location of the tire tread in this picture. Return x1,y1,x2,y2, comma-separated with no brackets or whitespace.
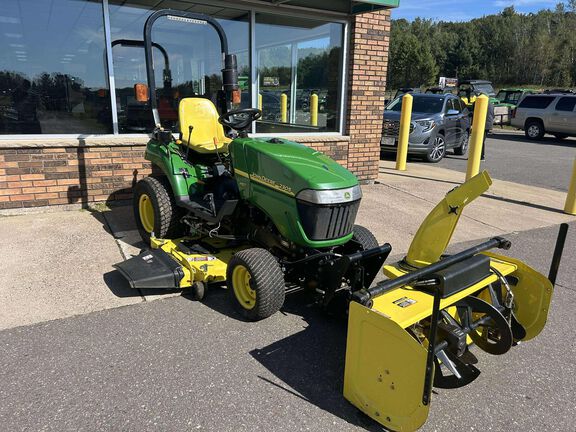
227,248,285,321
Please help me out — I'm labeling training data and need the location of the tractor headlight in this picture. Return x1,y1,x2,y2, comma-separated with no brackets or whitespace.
414,119,435,133
296,185,362,205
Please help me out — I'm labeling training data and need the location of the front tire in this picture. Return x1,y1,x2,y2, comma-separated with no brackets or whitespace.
525,119,545,140
227,248,286,321
133,176,184,244
352,225,379,250
425,133,446,163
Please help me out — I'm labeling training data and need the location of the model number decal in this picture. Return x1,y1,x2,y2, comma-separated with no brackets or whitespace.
250,173,294,196
393,297,417,308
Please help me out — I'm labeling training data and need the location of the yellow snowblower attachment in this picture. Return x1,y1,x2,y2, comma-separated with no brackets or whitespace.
344,171,568,432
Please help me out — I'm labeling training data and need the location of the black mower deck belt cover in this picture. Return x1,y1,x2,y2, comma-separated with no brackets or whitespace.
113,248,185,289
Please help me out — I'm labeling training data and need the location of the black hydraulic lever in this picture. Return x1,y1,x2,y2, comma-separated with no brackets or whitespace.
186,125,193,161
548,223,569,286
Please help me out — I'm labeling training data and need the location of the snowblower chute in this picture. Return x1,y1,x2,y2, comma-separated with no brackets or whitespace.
344,171,567,432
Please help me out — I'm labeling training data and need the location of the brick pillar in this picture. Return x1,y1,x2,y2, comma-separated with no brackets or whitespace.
346,9,391,182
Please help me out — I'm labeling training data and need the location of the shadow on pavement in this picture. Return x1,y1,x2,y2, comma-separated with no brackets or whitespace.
190,285,384,429
377,170,461,187
481,193,567,214
490,132,575,148
248,297,384,431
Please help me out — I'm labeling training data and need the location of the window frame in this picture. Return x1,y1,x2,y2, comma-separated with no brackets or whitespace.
555,97,576,113
518,96,556,110
0,0,350,140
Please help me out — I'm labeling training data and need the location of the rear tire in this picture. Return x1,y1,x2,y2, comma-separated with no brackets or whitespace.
525,119,545,140
133,176,184,244
227,248,285,321
352,225,379,250
454,130,470,156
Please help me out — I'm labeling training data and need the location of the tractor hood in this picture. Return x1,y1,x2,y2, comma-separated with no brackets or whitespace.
229,136,361,248
230,137,359,195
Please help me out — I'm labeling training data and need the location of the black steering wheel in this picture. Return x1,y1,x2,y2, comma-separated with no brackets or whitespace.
218,108,262,132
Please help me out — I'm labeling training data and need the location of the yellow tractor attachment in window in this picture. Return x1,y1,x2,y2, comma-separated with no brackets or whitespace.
344,171,568,432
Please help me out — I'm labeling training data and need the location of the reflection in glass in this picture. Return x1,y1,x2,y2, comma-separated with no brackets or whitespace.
109,1,249,133
256,14,343,133
0,0,111,135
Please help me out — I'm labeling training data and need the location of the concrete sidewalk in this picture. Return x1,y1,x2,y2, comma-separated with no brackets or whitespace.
0,162,573,331
357,160,574,254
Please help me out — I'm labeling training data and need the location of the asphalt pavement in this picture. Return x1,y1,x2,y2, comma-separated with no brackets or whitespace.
437,131,575,192
0,222,574,432
382,130,576,192
1,130,575,431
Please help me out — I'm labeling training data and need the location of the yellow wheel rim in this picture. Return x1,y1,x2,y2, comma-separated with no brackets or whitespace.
138,193,155,233
232,264,256,310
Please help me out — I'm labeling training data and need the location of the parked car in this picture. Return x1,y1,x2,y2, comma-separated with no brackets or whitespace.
543,89,575,95
495,88,536,108
425,87,452,95
381,93,470,162
511,94,576,140
393,87,422,99
458,80,499,108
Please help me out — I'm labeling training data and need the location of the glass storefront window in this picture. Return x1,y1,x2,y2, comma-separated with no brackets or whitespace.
0,0,111,135
108,1,249,133
0,1,346,137
255,14,343,133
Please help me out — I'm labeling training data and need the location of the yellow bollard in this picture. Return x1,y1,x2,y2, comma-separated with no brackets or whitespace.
564,158,576,215
466,95,489,180
258,93,262,111
395,93,413,171
280,93,288,123
310,93,318,127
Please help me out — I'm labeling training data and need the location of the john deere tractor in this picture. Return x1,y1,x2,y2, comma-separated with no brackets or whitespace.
115,9,385,321
114,10,567,432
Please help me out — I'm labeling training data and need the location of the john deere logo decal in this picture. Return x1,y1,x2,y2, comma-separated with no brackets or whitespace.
344,192,351,200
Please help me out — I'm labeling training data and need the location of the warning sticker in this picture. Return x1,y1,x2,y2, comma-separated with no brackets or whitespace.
393,297,417,308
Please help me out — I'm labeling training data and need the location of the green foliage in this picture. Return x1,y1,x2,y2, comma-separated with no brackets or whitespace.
388,4,576,89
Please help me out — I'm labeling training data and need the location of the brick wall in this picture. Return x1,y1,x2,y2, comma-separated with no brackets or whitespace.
0,137,349,210
346,9,391,181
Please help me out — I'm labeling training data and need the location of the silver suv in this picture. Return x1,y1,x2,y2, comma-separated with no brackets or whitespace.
511,94,576,140
381,94,470,163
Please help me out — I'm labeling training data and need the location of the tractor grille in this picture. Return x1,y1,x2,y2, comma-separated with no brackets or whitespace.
297,200,361,241
382,120,414,137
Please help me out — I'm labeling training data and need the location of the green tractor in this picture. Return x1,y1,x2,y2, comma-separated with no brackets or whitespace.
114,10,567,431
495,88,536,108
114,9,387,321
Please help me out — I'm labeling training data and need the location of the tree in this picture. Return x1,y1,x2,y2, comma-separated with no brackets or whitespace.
387,4,576,88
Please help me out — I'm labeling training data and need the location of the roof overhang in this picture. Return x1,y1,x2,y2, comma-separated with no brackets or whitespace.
258,1,400,15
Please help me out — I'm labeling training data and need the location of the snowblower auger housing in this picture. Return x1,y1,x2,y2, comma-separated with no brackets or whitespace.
344,171,567,432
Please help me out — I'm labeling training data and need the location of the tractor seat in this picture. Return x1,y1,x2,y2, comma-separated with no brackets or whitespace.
178,98,231,154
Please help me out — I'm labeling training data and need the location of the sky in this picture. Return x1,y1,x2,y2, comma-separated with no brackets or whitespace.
392,0,564,22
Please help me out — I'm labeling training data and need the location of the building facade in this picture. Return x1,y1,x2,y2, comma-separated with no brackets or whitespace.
0,0,396,211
